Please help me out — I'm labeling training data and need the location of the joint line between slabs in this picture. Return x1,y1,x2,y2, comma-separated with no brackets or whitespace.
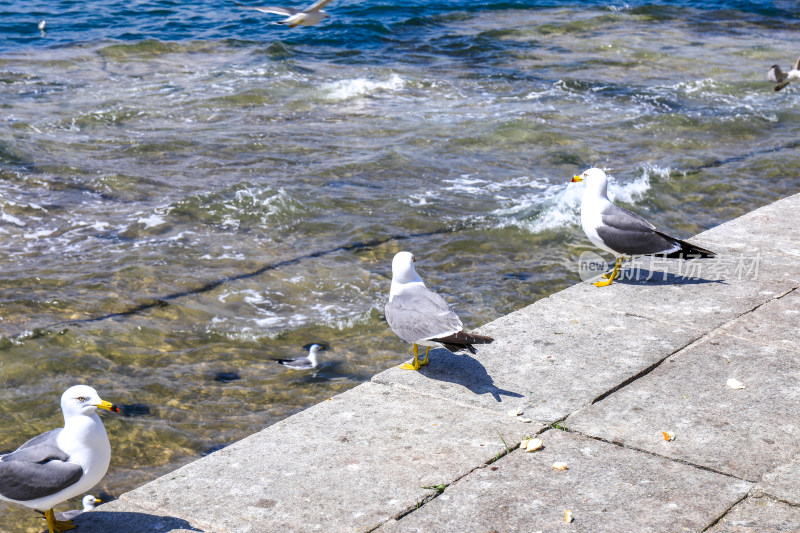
590,286,799,407
701,492,750,532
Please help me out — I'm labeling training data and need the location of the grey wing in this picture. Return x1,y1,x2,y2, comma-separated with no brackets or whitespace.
0,429,83,501
276,357,312,369
597,202,679,255
304,0,333,12
57,509,83,521
385,287,462,344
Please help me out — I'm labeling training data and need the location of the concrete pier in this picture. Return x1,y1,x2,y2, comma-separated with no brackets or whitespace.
78,192,800,532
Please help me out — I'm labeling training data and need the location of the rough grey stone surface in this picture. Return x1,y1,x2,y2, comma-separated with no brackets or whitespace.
378,429,751,533
706,496,800,533
79,382,526,533
566,329,800,481
754,458,800,506
73,193,800,532
374,296,704,423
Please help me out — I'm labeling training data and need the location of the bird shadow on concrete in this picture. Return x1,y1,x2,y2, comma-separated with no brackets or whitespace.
612,267,726,286
74,511,203,532
417,349,523,403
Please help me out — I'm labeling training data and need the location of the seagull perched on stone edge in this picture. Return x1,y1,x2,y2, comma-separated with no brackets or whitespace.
768,56,800,91
0,385,119,533
571,168,715,287
385,251,493,370
273,343,327,370
234,0,333,28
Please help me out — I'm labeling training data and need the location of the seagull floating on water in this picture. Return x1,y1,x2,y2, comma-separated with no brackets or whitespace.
234,0,333,28
385,251,493,371
571,168,715,287
0,385,119,533
41,494,102,522
38,20,46,34
768,56,800,91
273,343,327,370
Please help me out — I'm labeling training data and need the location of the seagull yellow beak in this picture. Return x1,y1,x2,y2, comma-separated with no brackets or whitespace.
95,400,120,413
94,498,103,504
571,174,584,183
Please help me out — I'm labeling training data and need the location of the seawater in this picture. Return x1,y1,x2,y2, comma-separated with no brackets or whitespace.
1,1,800,529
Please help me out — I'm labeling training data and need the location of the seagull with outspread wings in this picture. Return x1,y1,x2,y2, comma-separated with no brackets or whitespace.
235,0,333,28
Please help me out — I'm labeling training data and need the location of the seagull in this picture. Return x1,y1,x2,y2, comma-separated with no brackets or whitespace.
39,494,102,522
768,56,800,91
234,0,333,28
38,20,46,34
571,168,715,287
0,385,119,533
385,251,494,371
273,343,327,370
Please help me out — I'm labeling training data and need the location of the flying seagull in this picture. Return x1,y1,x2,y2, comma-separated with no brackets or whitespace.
571,168,715,287
234,0,333,28
273,343,327,370
768,56,800,91
385,251,493,370
0,385,119,533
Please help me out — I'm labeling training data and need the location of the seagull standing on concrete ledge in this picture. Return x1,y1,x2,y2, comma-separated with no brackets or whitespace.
234,0,333,28
0,385,119,533
273,343,327,370
768,56,800,91
385,251,493,371
571,168,715,287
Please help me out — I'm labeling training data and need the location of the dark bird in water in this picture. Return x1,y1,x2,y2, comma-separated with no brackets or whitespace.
571,168,715,287
385,251,493,370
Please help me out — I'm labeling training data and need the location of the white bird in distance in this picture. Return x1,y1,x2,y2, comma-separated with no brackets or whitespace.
235,0,334,28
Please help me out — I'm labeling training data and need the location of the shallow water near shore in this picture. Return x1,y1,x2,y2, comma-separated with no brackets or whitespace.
2,1,800,529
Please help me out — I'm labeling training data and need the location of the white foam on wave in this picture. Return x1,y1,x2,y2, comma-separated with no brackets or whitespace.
321,73,405,101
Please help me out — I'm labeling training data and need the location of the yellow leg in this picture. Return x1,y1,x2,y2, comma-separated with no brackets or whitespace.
44,509,76,533
419,346,430,366
400,344,422,370
594,257,623,287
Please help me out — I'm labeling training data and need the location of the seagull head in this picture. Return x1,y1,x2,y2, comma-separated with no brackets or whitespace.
391,251,423,285
571,167,610,197
306,343,327,353
571,167,607,183
61,385,120,418
82,495,102,510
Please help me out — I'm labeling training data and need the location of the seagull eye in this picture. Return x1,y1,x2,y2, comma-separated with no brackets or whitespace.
76,396,86,402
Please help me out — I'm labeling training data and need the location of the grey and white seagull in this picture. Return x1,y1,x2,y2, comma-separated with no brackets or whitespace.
385,251,493,370
273,343,327,370
571,168,715,287
0,385,119,533
768,56,800,91
41,494,103,522
235,0,333,28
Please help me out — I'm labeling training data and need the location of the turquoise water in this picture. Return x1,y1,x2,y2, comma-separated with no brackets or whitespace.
2,1,800,530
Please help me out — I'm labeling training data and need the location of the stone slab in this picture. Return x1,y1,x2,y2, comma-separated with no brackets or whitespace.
549,248,799,334
78,382,527,533
754,458,800,506
378,429,751,533
695,192,800,259
373,296,704,423
706,496,800,533
719,288,800,355
566,331,800,481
